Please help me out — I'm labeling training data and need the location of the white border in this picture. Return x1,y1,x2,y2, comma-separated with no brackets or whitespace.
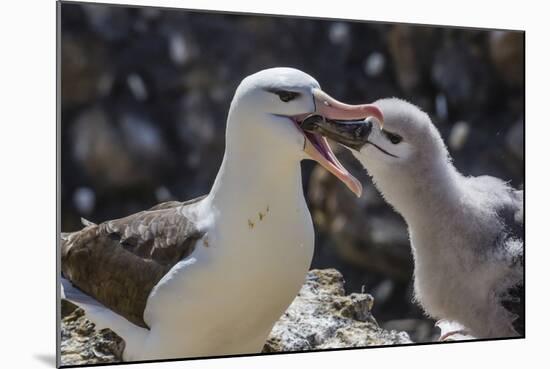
1,0,547,368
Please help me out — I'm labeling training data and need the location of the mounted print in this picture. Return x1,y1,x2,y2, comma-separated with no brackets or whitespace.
57,0,525,366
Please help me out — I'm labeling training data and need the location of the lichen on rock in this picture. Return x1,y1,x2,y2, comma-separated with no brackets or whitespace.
60,304,125,366
263,269,411,352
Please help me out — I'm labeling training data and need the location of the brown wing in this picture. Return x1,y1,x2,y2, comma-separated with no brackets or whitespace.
146,195,206,211
61,196,206,329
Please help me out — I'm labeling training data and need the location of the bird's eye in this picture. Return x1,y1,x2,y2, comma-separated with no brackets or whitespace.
277,91,300,102
383,131,403,144
265,88,301,103
264,88,301,102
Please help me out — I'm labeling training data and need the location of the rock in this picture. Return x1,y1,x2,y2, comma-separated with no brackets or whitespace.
364,52,385,77
489,31,524,87
431,40,492,112
72,186,96,215
126,73,148,101
506,120,524,160
386,25,437,96
435,93,449,121
263,269,411,352
61,299,79,318
328,22,350,45
383,319,438,342
61,34,109,108
169,32,192,66
70,106,171,190
448,121,471,151
387,25,422,94
83,4,131,42
60,306,125,366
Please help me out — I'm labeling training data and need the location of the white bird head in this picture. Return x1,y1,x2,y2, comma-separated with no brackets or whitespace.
225,67,384,197
302,97,453,211
355,98,449,171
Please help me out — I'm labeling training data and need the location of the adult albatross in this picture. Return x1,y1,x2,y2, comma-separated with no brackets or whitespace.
301,98,524,340
60,67,383,361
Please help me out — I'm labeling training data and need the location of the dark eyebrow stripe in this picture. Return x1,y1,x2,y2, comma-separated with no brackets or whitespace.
263,88,301,96
382,130,403,140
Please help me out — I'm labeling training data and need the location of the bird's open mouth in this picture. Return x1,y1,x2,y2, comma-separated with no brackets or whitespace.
293,89,383,198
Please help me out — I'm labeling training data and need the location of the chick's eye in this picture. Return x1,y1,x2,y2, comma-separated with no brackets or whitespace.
384,131,403,144
277,91,300,102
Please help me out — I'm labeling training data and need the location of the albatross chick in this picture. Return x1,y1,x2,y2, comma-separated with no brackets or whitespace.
303,97,524,340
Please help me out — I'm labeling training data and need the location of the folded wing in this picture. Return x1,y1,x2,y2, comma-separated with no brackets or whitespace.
61,196,206,328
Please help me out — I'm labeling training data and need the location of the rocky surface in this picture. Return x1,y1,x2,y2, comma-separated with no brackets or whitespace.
60,301,125,366
263,269,411,352
60,269,410,365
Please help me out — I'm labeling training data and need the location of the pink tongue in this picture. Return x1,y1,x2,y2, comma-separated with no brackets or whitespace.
305,132,329,160
308,132,349,174
300,118,362,197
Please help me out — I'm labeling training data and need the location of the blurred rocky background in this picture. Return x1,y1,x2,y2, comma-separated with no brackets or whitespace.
60,3,524,344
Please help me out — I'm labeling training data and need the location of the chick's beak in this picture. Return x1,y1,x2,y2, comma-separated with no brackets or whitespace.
300,89,383,198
